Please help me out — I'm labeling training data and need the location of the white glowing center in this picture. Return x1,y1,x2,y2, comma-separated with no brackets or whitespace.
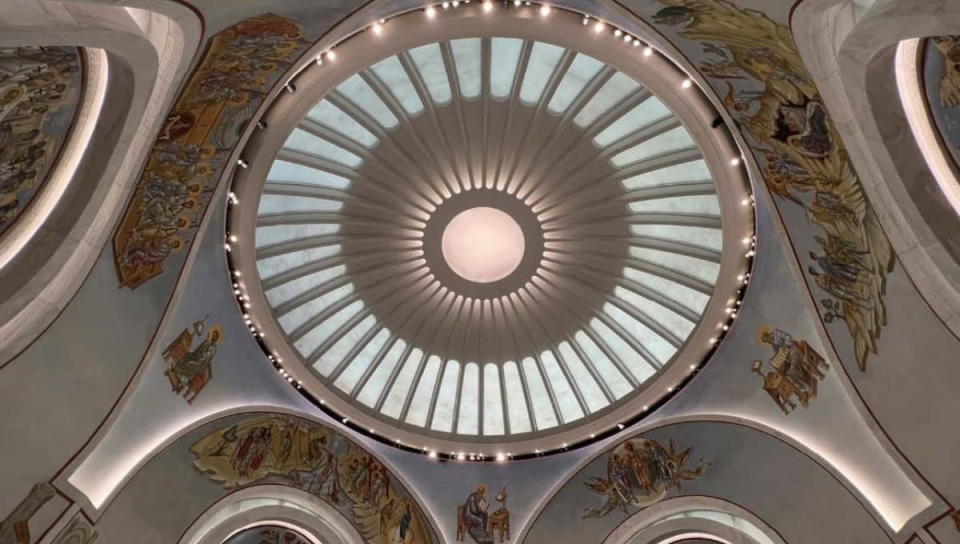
442,207,525,283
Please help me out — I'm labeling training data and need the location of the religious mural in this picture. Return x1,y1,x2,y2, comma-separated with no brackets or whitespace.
932,36,960,108
925,36,960,175
0,482,55,544
50,514,98,544
456,485,509,544
191,414,436,544
113,14,309,288
582,437,707,519
225,526,311,544
162,318,223,404
652,0,895,371
750,326,828,414
0,46,82,235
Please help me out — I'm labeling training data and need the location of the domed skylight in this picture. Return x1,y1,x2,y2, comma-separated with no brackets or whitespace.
230,7,751,454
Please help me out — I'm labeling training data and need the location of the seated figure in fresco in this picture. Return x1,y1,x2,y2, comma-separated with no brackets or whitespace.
459,484,493,544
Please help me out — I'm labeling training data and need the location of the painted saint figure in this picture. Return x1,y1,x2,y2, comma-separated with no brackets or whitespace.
751,326,829,414
458,484,492,544
583,437,707,519
163,319,223,403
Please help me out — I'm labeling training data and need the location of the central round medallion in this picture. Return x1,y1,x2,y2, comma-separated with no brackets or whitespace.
441,207,525,283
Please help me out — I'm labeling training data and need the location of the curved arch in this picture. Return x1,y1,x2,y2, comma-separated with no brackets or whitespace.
791,0,960,337
0,0,202,364
517,416,895,543
602,496,786,544
177,484,364,544
68,407,443,543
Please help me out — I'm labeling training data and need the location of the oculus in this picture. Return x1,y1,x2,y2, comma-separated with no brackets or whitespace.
228,7,751,454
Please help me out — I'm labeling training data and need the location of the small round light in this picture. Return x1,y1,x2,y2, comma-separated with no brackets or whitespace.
426,6,437,17
730,157,741,166
442,1,450,7
372,22,383,35
229,234,238,243
514,0,522,6
428,450,438,458
539,4,551,16
582,16,589,25
483,0,493,12
633,39,641,47
624,34,632,43
681,78,693,89
594,21,605,33
614,29,622,37
326,50,336,61
643,46,654,57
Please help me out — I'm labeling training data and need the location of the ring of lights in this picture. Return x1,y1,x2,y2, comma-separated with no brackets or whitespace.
227,3,754,458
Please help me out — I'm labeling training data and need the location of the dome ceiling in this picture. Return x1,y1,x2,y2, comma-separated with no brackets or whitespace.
229,6,752,455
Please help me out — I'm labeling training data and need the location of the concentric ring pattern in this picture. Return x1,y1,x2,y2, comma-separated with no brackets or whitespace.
252,37,724,440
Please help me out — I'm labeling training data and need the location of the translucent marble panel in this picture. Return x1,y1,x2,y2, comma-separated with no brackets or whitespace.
629,246,720,284
283,129,362,168
409,43,452,104
336,74,399,128
267,160,351,189
602,303,677,365
258,195,343,215
257,245,341,280
307,100,378,147
314,314,377,376
519,42,564,105
574,331,632,399
370,56,424,115
490,38,523,99
623,267,710,314
594,96,672,147
276,283,353,333
614,286,695,337
548,53,604,113
540,351,584,423
296,300,364,359
381,349,424,418
483,364,505,435
431,361,461,432
333,327,390,394
256,224,341,248
522,357,558,430
574,72,640,127
502,361,532,433
590,318,656,382
265,264,346,307
451,38,481,98
628,195,721,216
458,363,480,435
611,126,697,167
631,224,723,251
557,342,608,413
405,355,442,427
357,339,407,407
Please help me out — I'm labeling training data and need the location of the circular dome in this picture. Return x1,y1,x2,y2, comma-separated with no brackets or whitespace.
441,207,525,283
229,6,752,455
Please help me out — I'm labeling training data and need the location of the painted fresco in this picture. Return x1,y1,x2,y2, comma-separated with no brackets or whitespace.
650,0,895,371
924,36,960,174
162,318,223,404
750,326,828,414
0,482,55,544
49,514,98,544
113,14,308,288
191,414,437,544
456,485,510,544
582,437,707,519
225,526,312,544
0,46,82,234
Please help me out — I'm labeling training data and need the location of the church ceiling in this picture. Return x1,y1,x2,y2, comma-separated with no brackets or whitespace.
0,46,82,236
